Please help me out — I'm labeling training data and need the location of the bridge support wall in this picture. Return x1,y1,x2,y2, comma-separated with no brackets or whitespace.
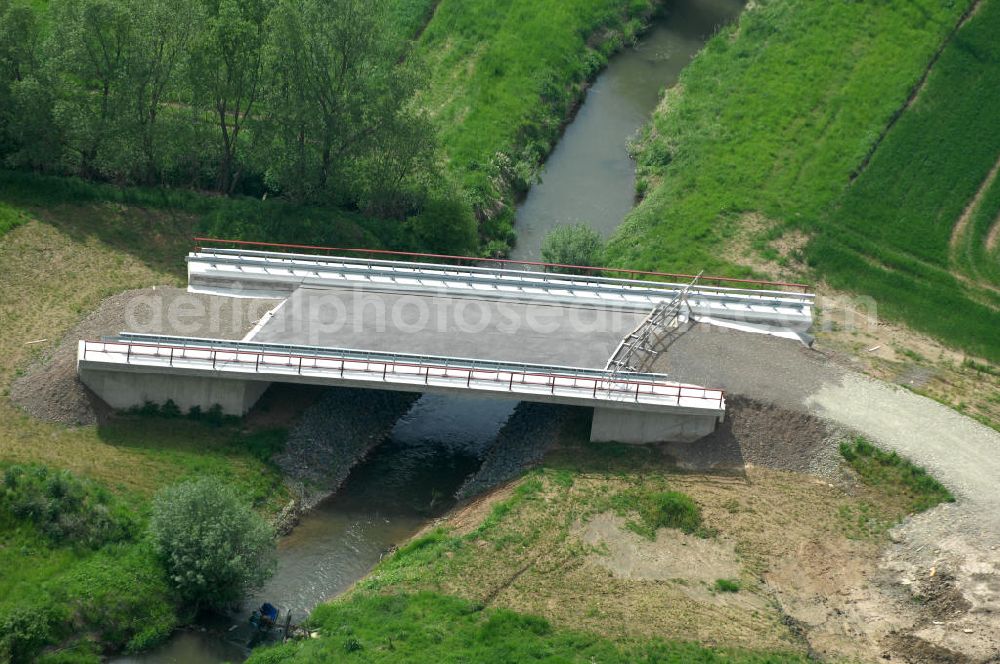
590,407,718,444
79,367,269,415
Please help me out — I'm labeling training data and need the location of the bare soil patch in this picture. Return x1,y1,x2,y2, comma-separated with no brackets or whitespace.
721,212,810,283
950,152,1000,252
986,211,1000,252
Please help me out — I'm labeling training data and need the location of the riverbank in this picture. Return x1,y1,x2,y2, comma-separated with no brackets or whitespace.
410,0,661,253
249,398,963,663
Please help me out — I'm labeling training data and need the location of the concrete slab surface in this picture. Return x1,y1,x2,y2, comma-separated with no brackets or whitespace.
251,286,646,369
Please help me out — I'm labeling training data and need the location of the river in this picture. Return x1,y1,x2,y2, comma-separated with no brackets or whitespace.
114,3,743,661
510,0,744,260
113,394,517,663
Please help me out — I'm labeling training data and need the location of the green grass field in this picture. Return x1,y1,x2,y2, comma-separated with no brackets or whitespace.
603,0,1000,360
0,190,294,659
807,0,1000,361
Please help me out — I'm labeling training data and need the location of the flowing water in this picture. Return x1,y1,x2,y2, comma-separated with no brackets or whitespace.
115,4,745,661
510,0,745,260
114,394,517,663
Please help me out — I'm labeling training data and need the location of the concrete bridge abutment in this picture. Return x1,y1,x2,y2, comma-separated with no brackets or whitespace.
79,367,270,416
589,406,719,444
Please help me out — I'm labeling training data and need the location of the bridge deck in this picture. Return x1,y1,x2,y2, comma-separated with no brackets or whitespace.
249,285,646,369
78,336,725,415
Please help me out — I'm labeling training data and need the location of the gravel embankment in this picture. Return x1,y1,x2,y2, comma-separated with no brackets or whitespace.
275,387,418,511
456,402,568,500
10,286,279,425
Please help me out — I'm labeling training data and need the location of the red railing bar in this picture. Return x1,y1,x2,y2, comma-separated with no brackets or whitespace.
83,340,726,403
191,237,811,292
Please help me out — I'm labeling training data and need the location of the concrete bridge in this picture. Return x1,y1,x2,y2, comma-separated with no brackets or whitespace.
77,240,814,443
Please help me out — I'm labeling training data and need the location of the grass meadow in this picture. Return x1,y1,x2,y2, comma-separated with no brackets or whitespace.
604,0,1000,360
808,0,1000,361
0,190,293,659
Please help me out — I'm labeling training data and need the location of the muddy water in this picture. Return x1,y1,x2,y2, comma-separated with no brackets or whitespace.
114,394,517,663
510,0,745,260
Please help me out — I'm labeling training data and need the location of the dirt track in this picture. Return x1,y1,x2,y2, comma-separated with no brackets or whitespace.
656,322,1000,661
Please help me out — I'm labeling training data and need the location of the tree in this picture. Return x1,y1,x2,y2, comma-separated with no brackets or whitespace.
261,0,436,212
46,0,132,177
121,0,202,184
540,224,605,273
192,0,270,194
0,1,56,168
149,477,275,610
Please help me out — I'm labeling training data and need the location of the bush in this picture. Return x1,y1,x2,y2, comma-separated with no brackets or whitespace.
839,437,954,512
149,477,276,610
1,464,137,548
407,191,479,256
640,491,702,535
540,224,605,273
714,578,741,593
0,605,64,664
612,488,704,539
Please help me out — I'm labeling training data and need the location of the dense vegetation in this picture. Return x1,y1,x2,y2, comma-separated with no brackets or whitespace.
0,465,278,662
0,0,433,210
608,0,1000,361
248,591,807,663
1,0,659,256
0,464,175,662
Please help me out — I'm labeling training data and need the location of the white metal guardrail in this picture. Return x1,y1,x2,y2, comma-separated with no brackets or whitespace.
187,248,813,330
79,335,726,414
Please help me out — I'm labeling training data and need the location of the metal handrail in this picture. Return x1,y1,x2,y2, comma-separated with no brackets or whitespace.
188,251,814,306
112,332,681,382
80,338,726,409
192,237,812,293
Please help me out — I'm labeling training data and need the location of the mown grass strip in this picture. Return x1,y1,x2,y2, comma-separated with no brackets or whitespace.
824,0,1000,270
246,591,809,663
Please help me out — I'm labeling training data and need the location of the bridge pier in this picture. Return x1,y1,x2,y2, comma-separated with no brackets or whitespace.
589,407,719,444
79,367,270,416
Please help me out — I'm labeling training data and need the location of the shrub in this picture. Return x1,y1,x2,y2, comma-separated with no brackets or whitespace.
0,605,64,664
640,491,702,535
540,224,605,273
839,437,954,512
149,477,276,610
714,578,741,593
1,464,137,548
160,400,181,418
407,192,479,256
